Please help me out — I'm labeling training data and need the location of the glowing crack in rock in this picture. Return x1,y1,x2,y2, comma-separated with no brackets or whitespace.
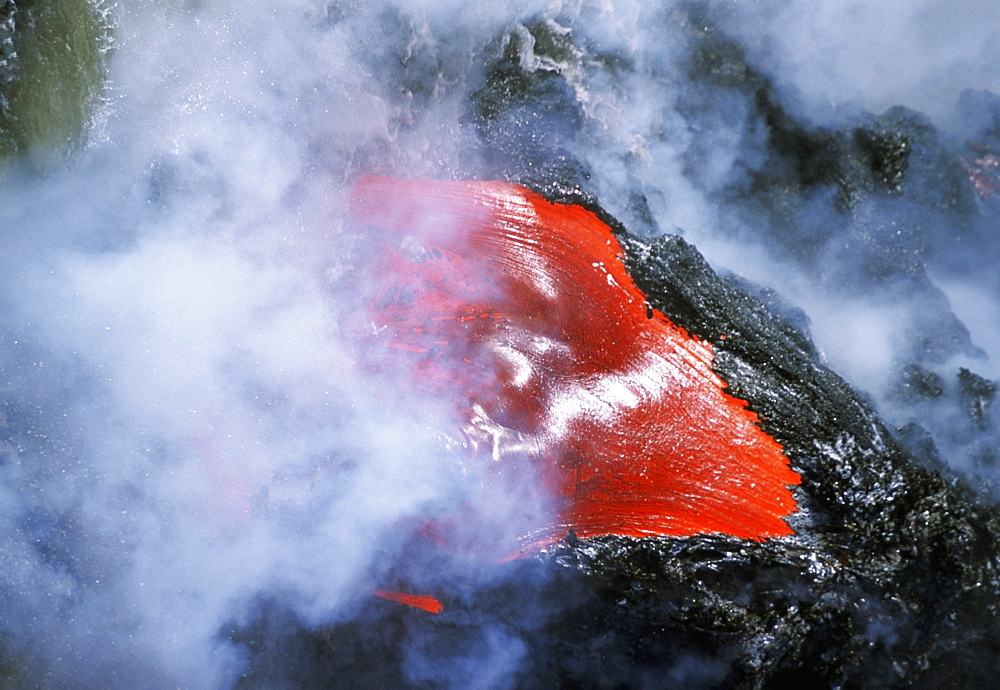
348,176,800,550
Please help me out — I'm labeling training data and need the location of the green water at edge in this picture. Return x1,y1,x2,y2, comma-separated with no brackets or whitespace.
0,0,110,167
0,0,109,676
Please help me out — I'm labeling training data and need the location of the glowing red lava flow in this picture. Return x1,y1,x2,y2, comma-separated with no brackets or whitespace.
373,589,445,614
349,176,800,549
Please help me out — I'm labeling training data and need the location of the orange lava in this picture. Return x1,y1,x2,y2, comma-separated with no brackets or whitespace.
373,589,445,614
349,176,800,547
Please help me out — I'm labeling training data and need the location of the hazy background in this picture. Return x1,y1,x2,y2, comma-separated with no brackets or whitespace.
1,0,999,685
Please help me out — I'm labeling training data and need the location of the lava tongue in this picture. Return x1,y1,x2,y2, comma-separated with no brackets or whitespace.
349,176,800,549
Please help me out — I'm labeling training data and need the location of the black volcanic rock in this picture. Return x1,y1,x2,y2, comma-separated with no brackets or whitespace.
544,227,1000,687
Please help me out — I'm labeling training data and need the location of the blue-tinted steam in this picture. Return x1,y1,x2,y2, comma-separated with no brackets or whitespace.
1,0,999,686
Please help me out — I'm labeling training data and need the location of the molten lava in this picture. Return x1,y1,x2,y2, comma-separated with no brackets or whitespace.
348,176,800,549
373,589,445,614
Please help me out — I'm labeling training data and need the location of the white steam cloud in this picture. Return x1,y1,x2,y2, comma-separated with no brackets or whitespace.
1,1,528,685
717,0,1000,124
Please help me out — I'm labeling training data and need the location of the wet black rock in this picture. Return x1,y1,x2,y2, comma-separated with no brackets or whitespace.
959,367,998,431
892,363,946,403
585,228,1000,687
468,19,593,190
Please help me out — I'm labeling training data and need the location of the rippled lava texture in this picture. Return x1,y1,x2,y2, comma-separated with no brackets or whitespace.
349,176,800,548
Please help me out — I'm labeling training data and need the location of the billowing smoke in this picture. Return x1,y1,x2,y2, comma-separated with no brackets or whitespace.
1,2,539,685
1,0,999,686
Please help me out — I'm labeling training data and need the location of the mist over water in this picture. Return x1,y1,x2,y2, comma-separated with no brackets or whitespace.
2,0,999,685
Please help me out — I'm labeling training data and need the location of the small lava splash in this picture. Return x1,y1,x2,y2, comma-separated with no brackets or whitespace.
348,176,800,554
373,589,445,614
